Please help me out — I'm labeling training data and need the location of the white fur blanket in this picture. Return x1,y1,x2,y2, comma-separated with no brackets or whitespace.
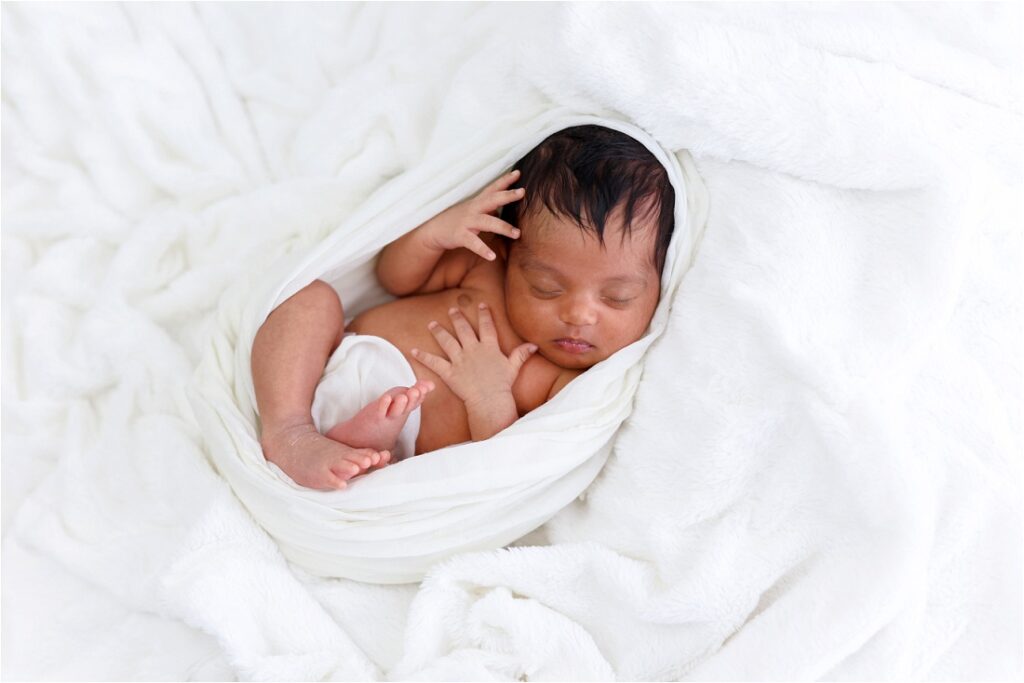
3,3,1020,680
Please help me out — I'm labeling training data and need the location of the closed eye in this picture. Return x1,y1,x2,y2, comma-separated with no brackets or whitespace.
530,286,562,298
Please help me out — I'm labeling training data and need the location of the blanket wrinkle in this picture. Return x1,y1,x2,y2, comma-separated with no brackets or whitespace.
3,2,1020,680
684,4,1018,111
520,4,1021,191
160,491,381,681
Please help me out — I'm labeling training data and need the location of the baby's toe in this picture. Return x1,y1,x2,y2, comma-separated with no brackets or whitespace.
369,450,391,470
331,463,359,480
411,385,432,409
377,394,393,419
387,394,409,418
323,474,347,490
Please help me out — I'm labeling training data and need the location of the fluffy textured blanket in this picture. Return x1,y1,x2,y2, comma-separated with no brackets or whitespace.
3,2,1020,680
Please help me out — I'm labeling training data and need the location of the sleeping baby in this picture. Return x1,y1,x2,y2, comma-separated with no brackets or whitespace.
251,125,675,490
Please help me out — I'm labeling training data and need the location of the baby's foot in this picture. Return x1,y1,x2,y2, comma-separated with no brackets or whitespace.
324,380,434,455
261,422,389,490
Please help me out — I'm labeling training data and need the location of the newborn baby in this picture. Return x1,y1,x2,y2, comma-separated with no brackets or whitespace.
252,125,675,490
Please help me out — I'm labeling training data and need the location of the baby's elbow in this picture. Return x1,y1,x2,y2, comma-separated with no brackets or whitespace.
375,256,409,297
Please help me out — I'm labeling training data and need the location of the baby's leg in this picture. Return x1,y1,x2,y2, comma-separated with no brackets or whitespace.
251,280,388,490
325,380,435,454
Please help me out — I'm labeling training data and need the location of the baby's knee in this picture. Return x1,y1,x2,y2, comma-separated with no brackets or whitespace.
307,278,343,307
289,279,345,319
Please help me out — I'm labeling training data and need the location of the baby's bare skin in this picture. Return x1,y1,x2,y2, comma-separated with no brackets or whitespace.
323,380,435,453
346,237,566,453
252,280,394,490
253,169,661,490
261,422,384,491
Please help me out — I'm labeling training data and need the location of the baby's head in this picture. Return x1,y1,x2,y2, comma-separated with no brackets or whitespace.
498,125,675,370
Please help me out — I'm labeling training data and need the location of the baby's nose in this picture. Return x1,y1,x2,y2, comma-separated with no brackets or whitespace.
559,298,598,326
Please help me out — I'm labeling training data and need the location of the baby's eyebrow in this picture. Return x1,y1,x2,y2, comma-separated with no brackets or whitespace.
519,255,649,287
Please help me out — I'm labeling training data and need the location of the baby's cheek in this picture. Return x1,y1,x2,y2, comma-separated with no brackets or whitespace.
620,312,653,345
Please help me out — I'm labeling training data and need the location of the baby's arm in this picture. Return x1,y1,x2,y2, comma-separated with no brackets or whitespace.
375,225,447,296
465,393,519,442
376,170,524,296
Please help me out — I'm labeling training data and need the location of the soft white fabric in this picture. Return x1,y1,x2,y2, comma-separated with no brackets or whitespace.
311,333,421,464
188,110,706,584
3,2,1020,680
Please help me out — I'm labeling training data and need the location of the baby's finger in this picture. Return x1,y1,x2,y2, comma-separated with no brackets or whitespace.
463,233,497,261
479,187,525,215
426,320,463,359
447,307,478,346
484,168,521,193
476,302,498,344
509,342,540,375
410,347,452,380
475,214,521,240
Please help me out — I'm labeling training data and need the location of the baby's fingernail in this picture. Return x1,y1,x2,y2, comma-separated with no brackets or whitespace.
516,188,525,196
486,251,495,260
479,302,487,309
448,307,458,315
411,348,419,355
511,169,519,176
512,229,520,238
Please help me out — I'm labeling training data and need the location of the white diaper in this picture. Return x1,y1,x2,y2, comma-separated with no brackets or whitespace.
310,333,421,462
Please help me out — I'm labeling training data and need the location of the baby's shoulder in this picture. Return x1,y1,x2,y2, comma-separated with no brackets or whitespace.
459,240,508,292
514,362,582,415
546,368,582,401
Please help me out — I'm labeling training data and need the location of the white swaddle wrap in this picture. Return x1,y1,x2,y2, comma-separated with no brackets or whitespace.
189,109,708,583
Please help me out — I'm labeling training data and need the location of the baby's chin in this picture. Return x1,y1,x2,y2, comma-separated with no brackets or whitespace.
536,343,606,370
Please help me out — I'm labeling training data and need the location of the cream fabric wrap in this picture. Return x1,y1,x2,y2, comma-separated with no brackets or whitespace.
189,109,708,583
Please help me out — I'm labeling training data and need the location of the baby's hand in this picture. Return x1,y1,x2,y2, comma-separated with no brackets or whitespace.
418,170,525,261
410,303,537,406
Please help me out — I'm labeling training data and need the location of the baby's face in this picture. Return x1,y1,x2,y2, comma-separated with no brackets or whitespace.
503,203,662,370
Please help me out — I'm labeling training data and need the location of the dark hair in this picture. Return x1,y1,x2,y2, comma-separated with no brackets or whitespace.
499,125,675,274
